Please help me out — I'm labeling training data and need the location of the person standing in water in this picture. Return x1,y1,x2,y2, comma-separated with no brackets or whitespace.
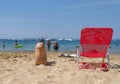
46,39,51,51
14,40,18,50
53,41,59,51
41,37,45,45
2,41,6,51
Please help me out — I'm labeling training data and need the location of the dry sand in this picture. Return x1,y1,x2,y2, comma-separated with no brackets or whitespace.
0,51,120,84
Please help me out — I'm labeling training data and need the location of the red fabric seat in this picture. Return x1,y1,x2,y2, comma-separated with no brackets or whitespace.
80,52,105,58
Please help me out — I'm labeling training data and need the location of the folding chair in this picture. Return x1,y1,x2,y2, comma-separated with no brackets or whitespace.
76,27,113,70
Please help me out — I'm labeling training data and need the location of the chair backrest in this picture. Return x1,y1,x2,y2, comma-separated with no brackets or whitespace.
80,28,113,58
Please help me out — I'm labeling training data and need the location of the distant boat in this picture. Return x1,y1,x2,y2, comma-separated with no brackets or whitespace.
58,38,63,41
45,38,50,41
65,38,73,41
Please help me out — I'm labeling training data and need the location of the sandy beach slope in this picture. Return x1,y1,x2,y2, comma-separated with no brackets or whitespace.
0,51,120,84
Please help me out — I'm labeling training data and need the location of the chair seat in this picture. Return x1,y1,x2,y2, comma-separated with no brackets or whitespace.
80,52,106,58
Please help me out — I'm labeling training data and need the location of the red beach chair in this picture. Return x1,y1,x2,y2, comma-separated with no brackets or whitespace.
76,27,113,70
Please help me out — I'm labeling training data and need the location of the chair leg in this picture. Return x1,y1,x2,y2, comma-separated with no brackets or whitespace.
102,58,105,63
76,46,80,66
107,53,110,69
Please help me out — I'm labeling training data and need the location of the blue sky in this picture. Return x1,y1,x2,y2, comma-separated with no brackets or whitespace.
0,0,120,39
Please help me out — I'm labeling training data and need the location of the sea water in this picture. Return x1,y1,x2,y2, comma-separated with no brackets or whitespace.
0,39,120,53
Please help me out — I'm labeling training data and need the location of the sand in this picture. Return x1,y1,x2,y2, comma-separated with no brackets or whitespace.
0,51,120,84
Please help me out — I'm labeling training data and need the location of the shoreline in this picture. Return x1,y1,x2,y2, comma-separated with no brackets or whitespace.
0,50,120,54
